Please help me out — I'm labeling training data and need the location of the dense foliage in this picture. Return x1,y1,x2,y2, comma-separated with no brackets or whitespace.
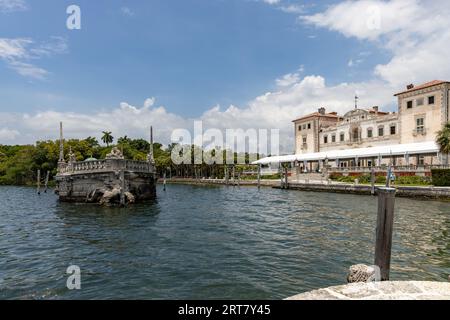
431,169,450,187
436,123,450,156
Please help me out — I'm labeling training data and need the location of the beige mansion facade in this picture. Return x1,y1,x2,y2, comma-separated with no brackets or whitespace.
293,80,450,167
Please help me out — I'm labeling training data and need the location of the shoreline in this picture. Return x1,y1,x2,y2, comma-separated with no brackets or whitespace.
160,178,450,201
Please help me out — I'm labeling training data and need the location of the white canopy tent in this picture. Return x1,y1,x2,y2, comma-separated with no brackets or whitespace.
252,141,440,165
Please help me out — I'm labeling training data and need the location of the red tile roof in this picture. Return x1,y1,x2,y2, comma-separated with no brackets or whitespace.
394,80,449,96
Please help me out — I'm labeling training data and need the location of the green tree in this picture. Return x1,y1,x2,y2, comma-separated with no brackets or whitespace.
84,136,100,148
101,131,114,147
117,136,132,145
437,122,450,164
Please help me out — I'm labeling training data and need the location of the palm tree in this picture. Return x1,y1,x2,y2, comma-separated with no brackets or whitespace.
101,131,114,147
436,123,450,165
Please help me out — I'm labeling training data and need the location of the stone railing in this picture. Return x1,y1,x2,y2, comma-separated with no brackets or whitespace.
58,159,154,175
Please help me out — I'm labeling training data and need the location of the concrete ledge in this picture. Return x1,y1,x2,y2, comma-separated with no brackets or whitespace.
284,183,450,201
286,281,450,300
161,178,279,187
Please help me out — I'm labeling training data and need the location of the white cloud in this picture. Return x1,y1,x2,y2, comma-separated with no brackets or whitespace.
279,4,305,14
120,6,134,17
300,0,450,87
0,128,20,141
276,73,300,87
7,60,49,79
0,37,68,79
0,38,31,59
348,59,363,68
261,0,280,4
0,0,27,13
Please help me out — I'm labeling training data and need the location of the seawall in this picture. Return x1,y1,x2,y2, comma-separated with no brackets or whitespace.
161,178,450,201
282,182,450,201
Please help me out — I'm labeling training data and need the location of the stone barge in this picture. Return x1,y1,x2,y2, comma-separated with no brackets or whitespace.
55,123,157,205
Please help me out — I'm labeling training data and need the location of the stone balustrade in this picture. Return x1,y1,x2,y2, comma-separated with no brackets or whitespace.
58,159,154,175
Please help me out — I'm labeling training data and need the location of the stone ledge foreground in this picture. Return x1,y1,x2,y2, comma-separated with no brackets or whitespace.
286,281,450,300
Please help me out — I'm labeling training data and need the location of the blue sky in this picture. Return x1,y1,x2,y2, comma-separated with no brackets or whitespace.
1,0,449,149
1,0,382,115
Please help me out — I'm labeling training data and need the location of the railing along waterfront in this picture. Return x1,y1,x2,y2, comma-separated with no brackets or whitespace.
327,164,450,173
59,159,153,175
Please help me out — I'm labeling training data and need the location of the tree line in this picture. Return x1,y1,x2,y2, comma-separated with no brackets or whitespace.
0,134,260,186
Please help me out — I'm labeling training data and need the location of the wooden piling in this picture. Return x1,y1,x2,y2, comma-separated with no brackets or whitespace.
44,171,49,193
374,187,396,281
257,165,261,190
225,166,229,185
284,166,289,189
37,170,41,195
163,171,167,191
371,168,375,196
232,166,235,185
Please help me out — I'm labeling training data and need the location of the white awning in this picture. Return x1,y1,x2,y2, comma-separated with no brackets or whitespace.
252,141,439,165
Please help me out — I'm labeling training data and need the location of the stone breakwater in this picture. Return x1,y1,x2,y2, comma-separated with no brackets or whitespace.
285,281,450,300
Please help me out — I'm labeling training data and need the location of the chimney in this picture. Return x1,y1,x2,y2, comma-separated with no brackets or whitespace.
372,106,379,112
318,107,326,115
406,84,414,90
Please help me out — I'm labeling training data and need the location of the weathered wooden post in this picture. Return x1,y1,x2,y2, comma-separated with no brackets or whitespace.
232,165,235,185
37,170,41,195
257,164,261,189
237,172,241,186
44,171,50,193
371,168,375,196
225,166,229,185
163,171,167,191
374,187,396,281
284,166,289,189
279,164,283,189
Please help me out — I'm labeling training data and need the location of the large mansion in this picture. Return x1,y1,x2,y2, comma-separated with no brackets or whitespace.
292,80,450,167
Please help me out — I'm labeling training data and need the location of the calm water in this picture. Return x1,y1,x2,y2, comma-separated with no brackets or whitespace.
0,184,449,299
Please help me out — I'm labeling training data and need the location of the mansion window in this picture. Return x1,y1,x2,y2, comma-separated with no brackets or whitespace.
340,133,345,142
416,118,425,133
416,98,424,106
307,123,311,129
428,96,435,105
390,125,396,135
378,126,384,137
298,125,302,131
324,136,328,144
303,124,306,130
302,136,307,145
331,135,336,143
407,100,413,109
367,128,373,138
